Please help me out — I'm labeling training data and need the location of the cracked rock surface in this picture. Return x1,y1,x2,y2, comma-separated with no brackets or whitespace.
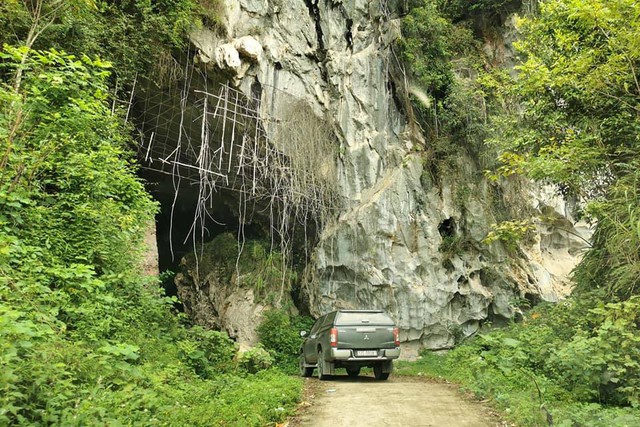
180,0,590,350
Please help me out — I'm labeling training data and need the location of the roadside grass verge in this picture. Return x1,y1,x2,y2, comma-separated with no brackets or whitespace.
395,298,640,427
156,369,303,426
396,352,639,426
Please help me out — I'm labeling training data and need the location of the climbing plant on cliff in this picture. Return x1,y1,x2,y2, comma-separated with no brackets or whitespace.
399,0,480,144
399,0,521,191
488,0,640,299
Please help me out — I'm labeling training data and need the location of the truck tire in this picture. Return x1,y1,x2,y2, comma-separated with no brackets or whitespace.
299,354,314,377
374,363,390,380
317,349,330,380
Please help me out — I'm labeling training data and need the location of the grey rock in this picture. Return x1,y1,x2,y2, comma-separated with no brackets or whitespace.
175,257,267,348
215,43,242,71
178,0,591,350
233,36,263,62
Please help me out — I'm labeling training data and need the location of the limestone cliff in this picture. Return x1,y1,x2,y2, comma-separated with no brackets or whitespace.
166,0,590,351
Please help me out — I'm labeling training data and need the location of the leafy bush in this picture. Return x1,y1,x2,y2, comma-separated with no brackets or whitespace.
238,345,275,374
573,167,640,299
257,308,314,374
483,219,536,251
547,298,640,406
178,326,237,378
399,0,503,177
400,2,457,100
396,296,640,426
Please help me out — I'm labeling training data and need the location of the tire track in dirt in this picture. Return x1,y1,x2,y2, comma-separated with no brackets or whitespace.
290,374,500,427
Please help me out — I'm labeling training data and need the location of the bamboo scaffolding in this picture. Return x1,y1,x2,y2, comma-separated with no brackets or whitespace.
137,78,342,281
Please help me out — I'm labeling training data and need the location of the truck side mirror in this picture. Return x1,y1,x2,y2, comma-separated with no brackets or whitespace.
300,330,307,337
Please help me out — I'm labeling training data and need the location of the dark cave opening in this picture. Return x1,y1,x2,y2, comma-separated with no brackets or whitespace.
131,68,322,314
438,217,456,238
141,169,266,300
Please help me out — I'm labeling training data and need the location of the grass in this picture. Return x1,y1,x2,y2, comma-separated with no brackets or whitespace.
157,370,303,426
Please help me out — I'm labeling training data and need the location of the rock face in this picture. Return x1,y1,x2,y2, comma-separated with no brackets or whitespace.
177,0,590,350
141,222,159,276
175,250,267,349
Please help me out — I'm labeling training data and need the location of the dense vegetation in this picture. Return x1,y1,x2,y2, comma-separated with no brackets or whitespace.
182,232,300,304
397,297,640,426
179,233,315,374
401,0,640,425
494,0,640,300
3,0,639,425
257,309,314,374
0,1,301,425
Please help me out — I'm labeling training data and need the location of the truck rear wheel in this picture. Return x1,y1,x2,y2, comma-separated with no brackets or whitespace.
374,363,390,380
317,350,330,380
299,354,314,377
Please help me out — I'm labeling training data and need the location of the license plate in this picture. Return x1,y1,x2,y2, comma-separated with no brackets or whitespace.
357,350,378,357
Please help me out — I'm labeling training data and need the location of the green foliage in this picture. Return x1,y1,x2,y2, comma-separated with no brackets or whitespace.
547,298,640,406
0,45,303,425
400,2,458,99
440,0,522,20
0,44,151,424
177,325,237,378
439,234,465,258
194,232,298,300
257,308,314,374
158,370,302,427
396,296,640,426
573,166,640,298
198,0,226,30
399,1,502,174
0,0,199,86
237,345,275,374
483,219,536,250
398,1,640,425
400,1,483,135
484,0,640,299
490,0,640,193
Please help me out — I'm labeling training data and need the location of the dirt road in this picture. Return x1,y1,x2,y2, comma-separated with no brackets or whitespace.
292,374,497,427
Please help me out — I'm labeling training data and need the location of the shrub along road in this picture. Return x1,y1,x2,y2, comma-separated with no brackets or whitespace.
291,375,498,427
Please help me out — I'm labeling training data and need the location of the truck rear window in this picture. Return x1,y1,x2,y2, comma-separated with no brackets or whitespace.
335,312,394,326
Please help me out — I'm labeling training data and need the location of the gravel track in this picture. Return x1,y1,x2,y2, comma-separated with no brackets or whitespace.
291,374,500,427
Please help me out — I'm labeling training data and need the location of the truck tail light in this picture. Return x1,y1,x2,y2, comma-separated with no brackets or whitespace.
393,327,400,346
330,328,338,347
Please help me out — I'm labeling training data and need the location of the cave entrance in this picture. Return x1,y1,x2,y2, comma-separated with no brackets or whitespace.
140,168,266,299
130,67,271,300
130,63,337,310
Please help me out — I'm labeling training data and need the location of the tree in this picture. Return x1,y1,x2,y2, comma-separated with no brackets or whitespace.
489,0,640,298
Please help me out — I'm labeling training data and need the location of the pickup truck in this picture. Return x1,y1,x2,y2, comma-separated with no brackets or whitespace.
299,310,401,380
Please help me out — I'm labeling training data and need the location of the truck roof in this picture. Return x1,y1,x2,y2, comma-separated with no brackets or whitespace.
334,310,394,326
337,309,384,313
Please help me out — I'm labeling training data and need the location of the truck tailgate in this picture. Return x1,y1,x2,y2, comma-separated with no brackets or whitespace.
336,326,395,349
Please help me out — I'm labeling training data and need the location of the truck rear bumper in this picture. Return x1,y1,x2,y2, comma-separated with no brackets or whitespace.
330,347,401,361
